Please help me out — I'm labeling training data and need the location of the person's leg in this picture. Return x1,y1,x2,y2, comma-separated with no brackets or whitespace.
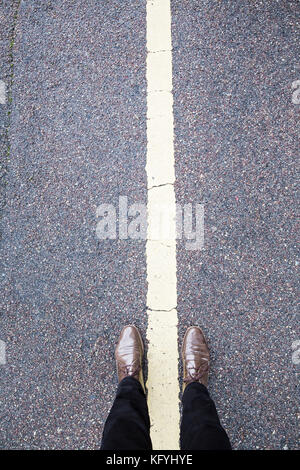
101,376,152,450
180,326,231,450
100,325,152,450
181,382,231,450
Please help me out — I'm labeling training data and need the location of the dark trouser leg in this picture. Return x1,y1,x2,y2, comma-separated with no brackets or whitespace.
180,382,231,450
100,376,152,450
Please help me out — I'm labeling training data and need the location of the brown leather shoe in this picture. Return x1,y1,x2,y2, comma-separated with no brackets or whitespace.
182,326,210,391
115,325,145,391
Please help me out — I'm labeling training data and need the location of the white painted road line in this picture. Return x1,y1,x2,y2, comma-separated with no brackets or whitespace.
0,80,6,104
0,339,6,365
146,0,180,450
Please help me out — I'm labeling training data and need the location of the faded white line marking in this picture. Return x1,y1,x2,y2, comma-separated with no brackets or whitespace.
0,340,6,365
0,80,6,104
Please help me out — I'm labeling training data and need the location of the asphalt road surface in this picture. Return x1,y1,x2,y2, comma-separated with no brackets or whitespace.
0,0,299,450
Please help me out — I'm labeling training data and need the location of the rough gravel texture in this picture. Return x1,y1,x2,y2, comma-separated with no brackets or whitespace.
0,1,20,221
0,0,147,449
173,0,299,450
